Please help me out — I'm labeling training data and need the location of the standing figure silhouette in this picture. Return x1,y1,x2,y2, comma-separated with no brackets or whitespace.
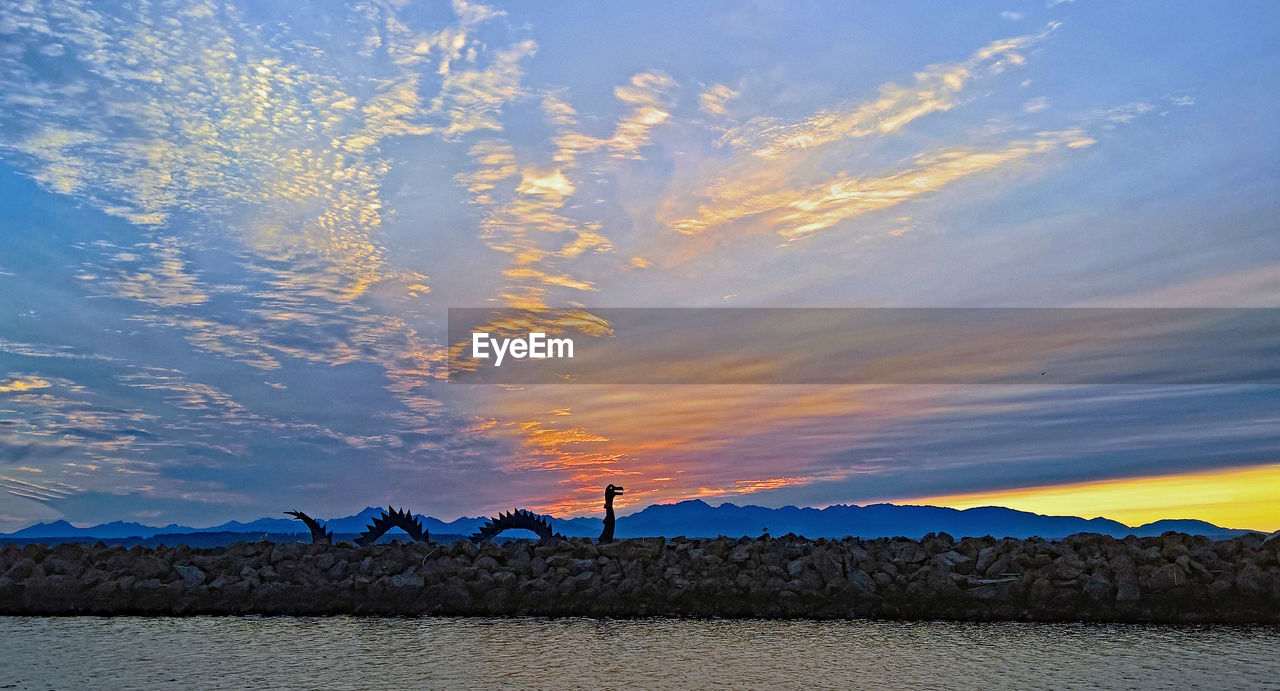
598,484,624,543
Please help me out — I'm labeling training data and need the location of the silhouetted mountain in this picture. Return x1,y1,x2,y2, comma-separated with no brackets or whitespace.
1129,519,1243,538
8,519,190,539
2,501,1254,542
610,501,1251,540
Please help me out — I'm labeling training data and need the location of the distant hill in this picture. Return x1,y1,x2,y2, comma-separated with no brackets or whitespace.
610,501,1253,540
6,519,192,540
1,501,1255,543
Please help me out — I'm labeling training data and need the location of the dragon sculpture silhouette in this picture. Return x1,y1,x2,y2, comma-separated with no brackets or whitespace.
354,507,430,547
288,485,626,546
598,484,624,543
285,510,333,545
469,508,561,543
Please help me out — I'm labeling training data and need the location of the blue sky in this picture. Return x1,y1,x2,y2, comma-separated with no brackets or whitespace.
0,0,1277,531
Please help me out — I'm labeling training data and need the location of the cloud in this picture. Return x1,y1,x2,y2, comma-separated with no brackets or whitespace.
516,166,576,202
0,376,52,393
1081,261,1280,307
453,70,679,311
455,140,517,201
0,2,1267,531
669,131,1092,240
727,24,1058,160
0,0,556,524
432,39,538,138
0,0,463,301
699,83,739,117
1023,96,1049,113
549,71,678,163
646,24,1103,248
1095,102,1155,124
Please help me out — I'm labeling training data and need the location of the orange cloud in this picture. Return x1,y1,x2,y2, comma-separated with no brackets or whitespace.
0,376,52,393
669,130,1091,240
730,24,1058,160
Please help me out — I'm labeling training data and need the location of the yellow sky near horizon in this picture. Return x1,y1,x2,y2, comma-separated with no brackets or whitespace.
904,462,1280,533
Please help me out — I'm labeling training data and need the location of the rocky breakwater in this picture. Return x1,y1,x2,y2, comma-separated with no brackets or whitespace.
1,532,1278,622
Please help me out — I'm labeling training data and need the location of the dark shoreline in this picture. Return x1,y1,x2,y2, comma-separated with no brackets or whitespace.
2,532,1277,622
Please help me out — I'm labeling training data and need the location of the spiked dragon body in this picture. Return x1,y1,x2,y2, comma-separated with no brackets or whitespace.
598,484,624,543
470,509,560,542
285,510,333,545
354,507,430,547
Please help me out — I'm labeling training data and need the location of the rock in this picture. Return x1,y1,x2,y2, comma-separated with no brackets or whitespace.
974,546,998,574
985,555,1016,578
1029,577,1056,601
1145,564,1186,591
492,571,517,589
1235,565,1267,595
1047,561,1083,581
4,559,36,581
785,560,806,578
390,572,425,588
1,533,1276,622
814,553,843,585
174,565,206,587
847,569,876,594
529,557,548,576
271,542,303,563
890,542,928,564
1083,576,1113,600
1175,555,1213,582
133,556,171,581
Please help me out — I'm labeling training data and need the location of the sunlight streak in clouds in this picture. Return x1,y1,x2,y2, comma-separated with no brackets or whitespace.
907,462,1280,532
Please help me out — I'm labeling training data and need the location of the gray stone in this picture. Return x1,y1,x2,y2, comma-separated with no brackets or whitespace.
1235,565,1266,595
847,569,876,594
174,565,205,587
3,533,1278,623
1083,576,1113,599
1146,564,1185,591
390,572,425,588
1116,583,1141,602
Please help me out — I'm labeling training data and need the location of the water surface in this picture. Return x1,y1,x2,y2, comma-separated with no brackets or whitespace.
1,616,1277,689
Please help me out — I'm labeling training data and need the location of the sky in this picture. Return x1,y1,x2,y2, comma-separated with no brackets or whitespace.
0,0,1278,532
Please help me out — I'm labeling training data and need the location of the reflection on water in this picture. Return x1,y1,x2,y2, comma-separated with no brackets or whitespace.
1,616,1278,689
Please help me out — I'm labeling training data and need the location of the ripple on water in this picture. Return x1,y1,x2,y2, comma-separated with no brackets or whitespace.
1,617,1278,689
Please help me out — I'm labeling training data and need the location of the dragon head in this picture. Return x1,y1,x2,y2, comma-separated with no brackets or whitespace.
605,484,624,502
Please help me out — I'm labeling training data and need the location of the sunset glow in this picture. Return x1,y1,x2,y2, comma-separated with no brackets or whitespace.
907,463,1280,532
0,1,1277,533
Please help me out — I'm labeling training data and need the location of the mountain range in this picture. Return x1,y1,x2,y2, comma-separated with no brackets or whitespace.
0,501,1256,542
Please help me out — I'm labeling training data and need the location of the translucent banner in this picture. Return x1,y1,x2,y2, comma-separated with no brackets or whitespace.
447,308,1280,384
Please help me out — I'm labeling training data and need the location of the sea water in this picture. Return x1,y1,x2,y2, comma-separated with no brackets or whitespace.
1,616,1277,689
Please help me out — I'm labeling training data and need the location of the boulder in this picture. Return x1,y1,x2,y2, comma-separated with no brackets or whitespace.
847,569,876,595
174,565,206,587
389,571,425,589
